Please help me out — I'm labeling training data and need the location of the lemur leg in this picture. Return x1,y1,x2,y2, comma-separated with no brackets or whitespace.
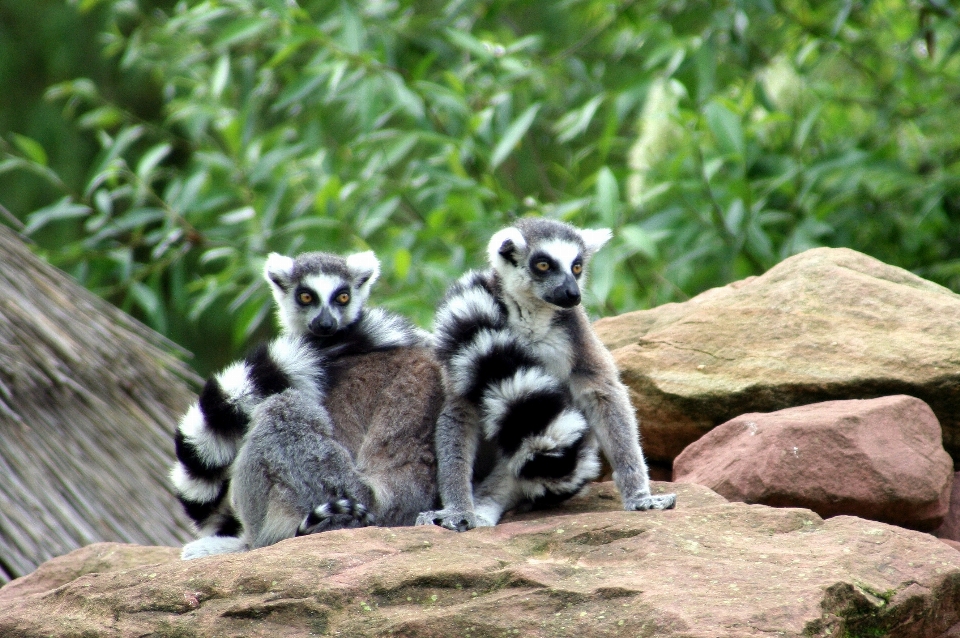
294,438,377,536
234,434,378,546
471,462,524,527
575,378,676,511
415,398,482,531
232,390,377,549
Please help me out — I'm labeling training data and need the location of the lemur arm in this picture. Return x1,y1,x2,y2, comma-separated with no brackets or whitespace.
574,369,676,511
415,397,484,531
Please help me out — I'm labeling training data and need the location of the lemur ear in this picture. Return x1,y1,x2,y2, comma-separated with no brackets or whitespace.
346,250,381,289
264,253,296,292
581,228,613,254
487,227,526,267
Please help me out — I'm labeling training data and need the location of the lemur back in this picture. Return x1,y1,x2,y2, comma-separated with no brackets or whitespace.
418,218,676,531
171,250,441,557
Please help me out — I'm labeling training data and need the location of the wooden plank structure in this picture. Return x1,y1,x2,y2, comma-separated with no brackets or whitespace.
0,225,200,583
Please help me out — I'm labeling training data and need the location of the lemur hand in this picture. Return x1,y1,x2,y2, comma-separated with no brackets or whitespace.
415,508,483,532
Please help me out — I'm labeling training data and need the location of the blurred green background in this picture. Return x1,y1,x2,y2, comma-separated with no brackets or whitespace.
1,0,958,377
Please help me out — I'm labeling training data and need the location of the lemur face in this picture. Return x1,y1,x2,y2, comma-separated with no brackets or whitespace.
264,251,380,337
487,218,612,309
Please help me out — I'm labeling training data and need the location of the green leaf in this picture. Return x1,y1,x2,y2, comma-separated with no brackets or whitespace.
620,225,664,259
129,281,162,320
85,125,144,198
545,197,591,220
76,106,124,130
704,101,744,158
211,54,230,98
219,206,256,225
724,199,745,236
12,134,48,166
490,103,541,170
200,247,236,265
214,17,271,49
23,197,91,235
555,95,604,143
234,297,272,342
136,143,173,181
394,248,412,279
445,29,494,59
593,167,620,227
358,197,400,238
385,72,425,119
746,220,774,263
588,249,616,308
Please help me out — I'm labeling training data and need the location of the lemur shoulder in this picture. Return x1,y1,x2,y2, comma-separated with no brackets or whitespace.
417,218,676,531
171,250,443,558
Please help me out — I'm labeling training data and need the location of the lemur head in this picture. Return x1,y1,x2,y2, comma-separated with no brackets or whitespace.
487,218,612,309
263,250,380,337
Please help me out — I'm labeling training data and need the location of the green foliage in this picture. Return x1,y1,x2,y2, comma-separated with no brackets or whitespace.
1,0,958,375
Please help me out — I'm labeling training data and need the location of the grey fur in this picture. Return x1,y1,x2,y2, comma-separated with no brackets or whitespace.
417,219,675,531
231,390,376,549
176,250,442,559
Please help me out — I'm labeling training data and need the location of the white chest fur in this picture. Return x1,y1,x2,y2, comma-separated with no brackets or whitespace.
505,302,574,382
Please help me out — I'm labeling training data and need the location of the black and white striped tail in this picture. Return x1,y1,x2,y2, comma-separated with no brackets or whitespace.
171,335,326,533
296,499,375,536
434,271,600,503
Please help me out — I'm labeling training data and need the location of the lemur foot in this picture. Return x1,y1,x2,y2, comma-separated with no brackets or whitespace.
415,508,484,532
297,498,375,535
624,493,677,511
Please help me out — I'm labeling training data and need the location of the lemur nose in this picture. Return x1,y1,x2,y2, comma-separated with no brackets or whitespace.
310,309,338,336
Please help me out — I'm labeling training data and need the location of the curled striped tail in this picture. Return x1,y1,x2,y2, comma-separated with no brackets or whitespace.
296,498,375,536
434,271,600,504
170,335,326,534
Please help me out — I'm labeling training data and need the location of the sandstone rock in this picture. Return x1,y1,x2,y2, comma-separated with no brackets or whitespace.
673,396,953,530
594,247,960,465
942,539,960,552
2,481,959,638
937,472,960,542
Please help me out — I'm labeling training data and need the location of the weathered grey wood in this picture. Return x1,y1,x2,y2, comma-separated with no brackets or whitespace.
0,224,201,584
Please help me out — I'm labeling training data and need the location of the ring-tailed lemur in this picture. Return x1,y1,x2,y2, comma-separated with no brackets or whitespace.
416,218,676,531
171,250,443,558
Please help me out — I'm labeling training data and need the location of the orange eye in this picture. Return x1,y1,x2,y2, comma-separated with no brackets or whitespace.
335,292,351,305
572,263,583,275
535,261,550,272
297,291,313,305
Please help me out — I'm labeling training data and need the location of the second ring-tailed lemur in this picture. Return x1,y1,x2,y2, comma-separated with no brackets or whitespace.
171,250,443,558
416,218,676,531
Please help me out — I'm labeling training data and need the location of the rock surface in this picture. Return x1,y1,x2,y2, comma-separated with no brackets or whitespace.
594,247,960,465
3,481,960,638
937,472,960,542
673,396,954,530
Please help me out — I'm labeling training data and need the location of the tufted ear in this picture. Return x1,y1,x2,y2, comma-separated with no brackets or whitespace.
264,253,296,293
487,226,527,268
346,250,381,290
581,228,613,255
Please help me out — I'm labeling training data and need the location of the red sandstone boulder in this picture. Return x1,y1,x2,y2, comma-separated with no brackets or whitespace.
673,395,953,530
594,247,960,466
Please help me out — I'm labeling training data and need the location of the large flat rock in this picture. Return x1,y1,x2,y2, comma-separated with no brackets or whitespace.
2,482,959,637
594,247,960,465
